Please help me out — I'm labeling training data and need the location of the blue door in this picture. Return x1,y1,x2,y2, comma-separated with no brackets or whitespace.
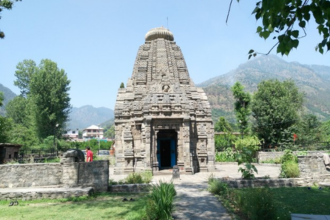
157,138,176,168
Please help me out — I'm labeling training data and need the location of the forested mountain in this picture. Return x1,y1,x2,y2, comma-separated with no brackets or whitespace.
0,84,16,116
68,105,114,130
198,55,330,122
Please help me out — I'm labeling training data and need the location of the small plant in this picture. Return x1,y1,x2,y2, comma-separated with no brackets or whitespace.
280,160,300,178
208,178,229,196
215,148,237,162
125,171,153,184
238,163,258,179
280,149,298,164
145,181,176,220
125,172,143,184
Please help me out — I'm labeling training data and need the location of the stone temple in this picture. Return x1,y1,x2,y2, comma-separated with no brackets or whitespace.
114,27,215,174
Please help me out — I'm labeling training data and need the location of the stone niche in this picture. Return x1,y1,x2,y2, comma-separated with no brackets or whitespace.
114,27,215,174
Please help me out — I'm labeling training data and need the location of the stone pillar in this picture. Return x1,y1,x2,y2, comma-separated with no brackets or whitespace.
61,157,79,187
183,117,193,174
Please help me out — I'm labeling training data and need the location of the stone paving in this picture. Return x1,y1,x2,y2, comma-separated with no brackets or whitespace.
111,164,281,220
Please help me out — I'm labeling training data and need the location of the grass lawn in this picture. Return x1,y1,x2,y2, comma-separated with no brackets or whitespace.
271,187,330,219
0,193,147,220
223,187,330,220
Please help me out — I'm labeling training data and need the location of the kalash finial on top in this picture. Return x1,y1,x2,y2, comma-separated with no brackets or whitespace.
145,26,174,41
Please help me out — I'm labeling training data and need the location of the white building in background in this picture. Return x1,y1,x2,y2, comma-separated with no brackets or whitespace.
83,125,104,140
63,129,79,140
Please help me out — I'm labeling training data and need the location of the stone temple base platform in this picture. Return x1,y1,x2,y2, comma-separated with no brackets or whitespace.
0,186,94,201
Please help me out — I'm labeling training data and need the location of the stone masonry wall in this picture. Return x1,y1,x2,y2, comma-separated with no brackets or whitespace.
298,154,330,179
257,151,327,162
0,163,62,188
0,161,109,192
77,160,109,192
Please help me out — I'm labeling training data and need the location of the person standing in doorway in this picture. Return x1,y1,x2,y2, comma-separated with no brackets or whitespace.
86,147,93,162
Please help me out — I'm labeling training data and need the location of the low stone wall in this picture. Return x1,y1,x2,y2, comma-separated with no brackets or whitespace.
78,161,109,192
219,175,330,188
0,160,109,192
298,154,330,179
0,187,94,201
0,163,62,188
110,184,151,193
257,151,327,162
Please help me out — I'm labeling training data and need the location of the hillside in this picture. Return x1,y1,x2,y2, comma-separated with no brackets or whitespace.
68,105,114,130
0,84,17,116
198,55,330,122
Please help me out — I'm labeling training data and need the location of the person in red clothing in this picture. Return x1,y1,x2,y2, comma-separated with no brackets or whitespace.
86,147,93,162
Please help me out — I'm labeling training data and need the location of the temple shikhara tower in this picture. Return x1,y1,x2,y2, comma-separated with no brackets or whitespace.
114,27,215,174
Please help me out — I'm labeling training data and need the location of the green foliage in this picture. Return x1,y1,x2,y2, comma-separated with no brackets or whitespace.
280,150,298,164
14,59,37,97
294,114,324,145
280,161,300,178
231,82,251,136
125,171,153,184
214,133,236,151
232,188,277,220
251,79,304,146
321,120,330,142
215,148,237,162
261,157,281,164
214,116,232,132
145,182,176,220
236,0,330,56
0,92,3,107
120,82,125,88
238,163,258,179
5,96,29,125
279,150,300,178
0,116,12,143
29,59,71,140
208,176,229,195
234,135,260,163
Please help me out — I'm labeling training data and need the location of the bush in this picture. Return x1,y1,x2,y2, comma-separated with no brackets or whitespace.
215,148,237,162
208,177,229,196
280,161,300,178
145,182,176,220
280,149,298,164
125,171,153,184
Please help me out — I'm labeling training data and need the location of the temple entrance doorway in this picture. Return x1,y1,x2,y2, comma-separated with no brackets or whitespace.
157,130,177,169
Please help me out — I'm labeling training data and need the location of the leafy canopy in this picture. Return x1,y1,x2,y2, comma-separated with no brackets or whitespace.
229,0,330,57
251,79,304,146
231,82,251,136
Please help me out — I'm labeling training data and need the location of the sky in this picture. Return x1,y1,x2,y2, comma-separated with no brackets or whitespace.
1,0,329,110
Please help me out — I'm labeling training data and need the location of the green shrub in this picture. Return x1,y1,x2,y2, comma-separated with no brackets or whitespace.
215,148,237,162
125,171,153,184
145,182,176,220
125,172,143,184
280,160,300,178
280,149,297,164
208,178,229,196
238,163,258,179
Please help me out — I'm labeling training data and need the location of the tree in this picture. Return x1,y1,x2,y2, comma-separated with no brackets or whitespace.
229,0,330,57
214,116,233,132
251,79,304,146
6,96,29,125
0,92,3,106
120,82,125,88
0,0,21,39
14,60,37,97
29,59,71,139
231,82,251,137
295,114,323,145
0,116,12,143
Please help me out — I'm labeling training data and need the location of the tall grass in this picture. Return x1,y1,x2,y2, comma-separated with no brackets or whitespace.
145,182,176,220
